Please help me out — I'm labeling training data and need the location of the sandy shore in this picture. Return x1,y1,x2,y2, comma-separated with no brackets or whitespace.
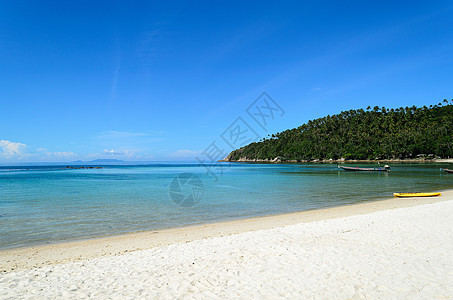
1,191,453,298
436,158,453,163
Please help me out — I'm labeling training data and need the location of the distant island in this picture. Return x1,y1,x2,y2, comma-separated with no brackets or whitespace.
222,100,453,162
71,159,124,163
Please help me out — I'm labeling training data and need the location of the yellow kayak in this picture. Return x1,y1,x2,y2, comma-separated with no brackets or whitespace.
393,192,441,198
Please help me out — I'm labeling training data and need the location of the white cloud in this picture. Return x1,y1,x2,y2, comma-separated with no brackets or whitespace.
0,140,28,159
0,141,78,162
103,149,133,157
0,139,154,162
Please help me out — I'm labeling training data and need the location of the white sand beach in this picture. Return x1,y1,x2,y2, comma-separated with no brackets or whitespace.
1,192,453,299
436,158,453,163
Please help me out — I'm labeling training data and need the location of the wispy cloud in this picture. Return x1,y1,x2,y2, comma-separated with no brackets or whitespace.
111,37,121,100
137,27,161,68
310,85,322,92
95,131,165,145
169,149,201,159
96,130,152,139
103,149,133,157
37,147,76,159
89,130,166,161
83,148,153,161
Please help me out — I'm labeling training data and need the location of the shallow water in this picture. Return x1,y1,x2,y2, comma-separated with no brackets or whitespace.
0,162,452,249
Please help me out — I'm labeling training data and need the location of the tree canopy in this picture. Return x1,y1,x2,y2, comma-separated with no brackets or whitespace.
226,99,453,161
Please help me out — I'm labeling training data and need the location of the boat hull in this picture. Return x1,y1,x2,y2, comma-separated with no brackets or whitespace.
393,192,441,198
339,166,389,172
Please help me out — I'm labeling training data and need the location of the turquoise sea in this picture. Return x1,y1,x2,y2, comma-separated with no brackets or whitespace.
1,162,452,249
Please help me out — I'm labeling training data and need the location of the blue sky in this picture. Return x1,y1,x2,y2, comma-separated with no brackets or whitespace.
1,1,453,162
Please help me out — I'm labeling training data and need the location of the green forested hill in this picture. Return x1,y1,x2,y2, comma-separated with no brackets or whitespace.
226,100,453,161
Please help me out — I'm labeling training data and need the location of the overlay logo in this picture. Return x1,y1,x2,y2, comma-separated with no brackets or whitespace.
169,173,204,207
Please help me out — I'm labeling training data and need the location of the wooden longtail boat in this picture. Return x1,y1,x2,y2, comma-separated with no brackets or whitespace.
393,192,441,198
338,165,390,172
440,168,453,173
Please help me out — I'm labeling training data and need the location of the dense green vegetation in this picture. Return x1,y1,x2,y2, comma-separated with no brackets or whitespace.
227,100,453,161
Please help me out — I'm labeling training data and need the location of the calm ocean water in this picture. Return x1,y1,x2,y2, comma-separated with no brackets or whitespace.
1,162,452,249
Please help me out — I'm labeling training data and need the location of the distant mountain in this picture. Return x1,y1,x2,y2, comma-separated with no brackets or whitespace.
223,100,453,162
